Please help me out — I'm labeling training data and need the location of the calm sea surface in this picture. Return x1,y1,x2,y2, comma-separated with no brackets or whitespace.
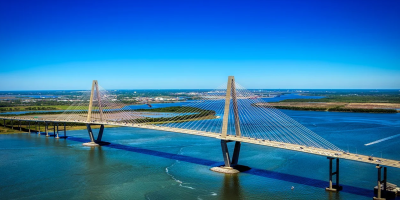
1,100,400,199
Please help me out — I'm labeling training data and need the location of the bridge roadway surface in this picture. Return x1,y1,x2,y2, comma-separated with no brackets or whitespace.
2,116,400,169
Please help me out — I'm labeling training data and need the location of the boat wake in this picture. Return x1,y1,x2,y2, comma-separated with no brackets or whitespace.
165,147,195,190
365,133,400,146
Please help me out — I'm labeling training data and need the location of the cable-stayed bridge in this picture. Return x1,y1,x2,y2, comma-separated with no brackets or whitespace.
1,76,398,198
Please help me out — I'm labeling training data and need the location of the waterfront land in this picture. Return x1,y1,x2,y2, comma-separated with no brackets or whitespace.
0,126,23,134
290,90,400,103
0,121,119,134
0,105,102,112
267,102,400,113
0,105,217,133
269,90,400,113
1,89,399,114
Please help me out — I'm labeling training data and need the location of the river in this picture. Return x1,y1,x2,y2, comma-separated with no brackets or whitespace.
1,99,399,199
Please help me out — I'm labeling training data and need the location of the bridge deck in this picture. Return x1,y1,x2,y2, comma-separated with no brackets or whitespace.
2,116,400,169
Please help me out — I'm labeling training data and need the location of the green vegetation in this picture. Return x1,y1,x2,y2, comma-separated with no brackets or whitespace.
0,111,70,116
280,96,400,103
272,106,327,111
130,106,216,123
0,126,23,134
0,120,119,134
285,90,400,103
0,106,58,111
0,100,73,108
327,107,397,113
0,120,88,127
137,112,215,124
0,105,100,112
269,105,397,113
0,106,218,124
134,106,182,112
134,106,203,113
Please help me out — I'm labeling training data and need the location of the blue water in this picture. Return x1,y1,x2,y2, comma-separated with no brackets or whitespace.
262,93,325,102
0,110,399,200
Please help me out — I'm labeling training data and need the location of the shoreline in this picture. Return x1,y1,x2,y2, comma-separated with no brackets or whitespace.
0,124,119,134
266,102,400,113
0,101,186,112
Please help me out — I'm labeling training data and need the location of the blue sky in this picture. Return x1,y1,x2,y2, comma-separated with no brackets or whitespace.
0,0,399,90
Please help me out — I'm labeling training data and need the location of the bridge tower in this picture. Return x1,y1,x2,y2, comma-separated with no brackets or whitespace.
219,76,243,170
87,80,104,122
83,80,108,147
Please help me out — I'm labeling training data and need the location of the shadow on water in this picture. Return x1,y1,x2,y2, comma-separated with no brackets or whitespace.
221,174,243,199
88,146,105,166
67,136,375,198
83,146,107,195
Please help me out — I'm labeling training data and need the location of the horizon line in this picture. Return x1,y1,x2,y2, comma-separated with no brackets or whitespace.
0,88,399,92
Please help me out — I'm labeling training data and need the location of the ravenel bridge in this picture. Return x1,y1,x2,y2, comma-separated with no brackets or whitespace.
1,76,399,200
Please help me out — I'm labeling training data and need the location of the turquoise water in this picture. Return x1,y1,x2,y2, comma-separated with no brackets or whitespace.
0,110,399,200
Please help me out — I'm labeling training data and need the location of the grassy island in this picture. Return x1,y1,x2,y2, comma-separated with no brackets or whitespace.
270,104,397,113
262,91,400,113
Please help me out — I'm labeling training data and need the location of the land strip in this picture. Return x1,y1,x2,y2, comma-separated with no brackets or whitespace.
0,105,101,112
0,121,119,134
264,102,400,113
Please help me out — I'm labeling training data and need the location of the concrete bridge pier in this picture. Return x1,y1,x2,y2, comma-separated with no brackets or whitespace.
19,120,21,131
373,165,387,200
3,119,5,127
210,140,249,174
83,124,109,146
221,140,231,168
325,157,342,192
28,121,30,133
58,122,68,139
53,124,56,137
221,140,241,168
37,121,40,135
11,119,13,130
45,122,49,137
55,123,59,138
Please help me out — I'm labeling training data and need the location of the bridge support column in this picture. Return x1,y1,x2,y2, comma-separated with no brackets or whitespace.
83,124,108,146
220,140,241,168
55,123,59,138
11,120,13,130
221,140,232,168
19,120,21,131
28,121,30,133
373,165,387,200
211,140,246,173
231,141,241,165
3,119,5,127
58,122,68,139
326,157,342,192
45,122,49,137
37,121,40,135
53,124,55,137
